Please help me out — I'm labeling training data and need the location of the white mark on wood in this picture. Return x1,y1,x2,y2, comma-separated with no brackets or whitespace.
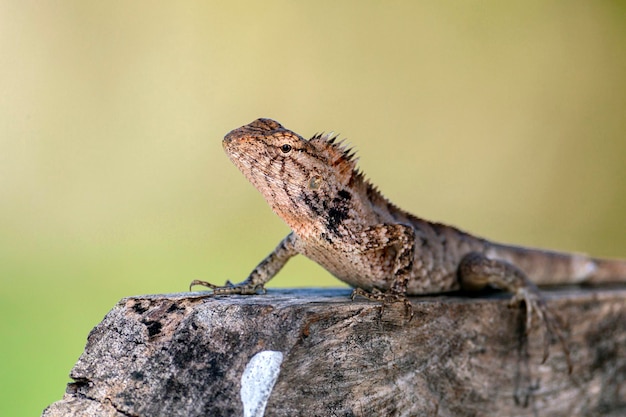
241,350,283,417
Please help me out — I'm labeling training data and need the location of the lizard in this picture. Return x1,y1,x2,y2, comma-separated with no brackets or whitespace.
191,118,626,371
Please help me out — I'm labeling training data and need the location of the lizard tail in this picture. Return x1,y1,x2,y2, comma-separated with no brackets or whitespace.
486,243,626,286
588,257,626,284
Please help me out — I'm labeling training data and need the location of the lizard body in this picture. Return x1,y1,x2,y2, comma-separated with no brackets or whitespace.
192,118,626,369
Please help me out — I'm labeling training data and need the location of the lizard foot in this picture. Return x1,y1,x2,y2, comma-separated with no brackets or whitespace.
510,287,572,373
459,252,572,373
351,288,414,321
188,279,266,296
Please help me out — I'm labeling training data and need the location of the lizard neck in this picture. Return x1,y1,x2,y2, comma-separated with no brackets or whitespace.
265,173,365,240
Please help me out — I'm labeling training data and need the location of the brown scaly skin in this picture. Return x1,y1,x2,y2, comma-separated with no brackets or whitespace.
191,118,626,372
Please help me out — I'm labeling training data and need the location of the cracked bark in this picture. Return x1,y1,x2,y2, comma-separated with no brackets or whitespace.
42,287,626,417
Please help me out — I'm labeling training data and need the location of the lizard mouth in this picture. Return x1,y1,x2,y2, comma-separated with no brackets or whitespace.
222,134,235,152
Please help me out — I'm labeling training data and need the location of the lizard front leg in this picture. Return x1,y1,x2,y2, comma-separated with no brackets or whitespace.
458,252,572,372
190,232,299,295
350,223,415,318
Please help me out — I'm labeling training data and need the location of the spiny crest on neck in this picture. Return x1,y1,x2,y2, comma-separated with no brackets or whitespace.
309,132,361,183
308,132,397,212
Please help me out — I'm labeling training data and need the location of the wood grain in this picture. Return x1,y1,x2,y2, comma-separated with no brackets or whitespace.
42,287,626,417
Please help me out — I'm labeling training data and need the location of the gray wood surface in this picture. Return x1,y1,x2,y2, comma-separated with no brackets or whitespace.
42,287,626,417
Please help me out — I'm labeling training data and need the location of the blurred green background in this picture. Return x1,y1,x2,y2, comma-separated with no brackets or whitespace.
1,2,625,415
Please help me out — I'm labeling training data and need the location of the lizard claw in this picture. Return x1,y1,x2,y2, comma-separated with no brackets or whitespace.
511,288,572,373
351,288,414,321
188,279,266,296
189,279,216,292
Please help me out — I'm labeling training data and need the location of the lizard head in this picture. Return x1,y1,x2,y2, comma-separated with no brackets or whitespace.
223,118,362,235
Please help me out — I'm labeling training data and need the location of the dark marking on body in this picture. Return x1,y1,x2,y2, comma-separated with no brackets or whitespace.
338,189,351,200
327,189,352,234
301,191,324,217
327,207,349,234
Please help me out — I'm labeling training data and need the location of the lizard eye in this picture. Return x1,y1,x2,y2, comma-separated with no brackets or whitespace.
280,144,292,153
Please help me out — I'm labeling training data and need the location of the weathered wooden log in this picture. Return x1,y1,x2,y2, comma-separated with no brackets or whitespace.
42,287,626,417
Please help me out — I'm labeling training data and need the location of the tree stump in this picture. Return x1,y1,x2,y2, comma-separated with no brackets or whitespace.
42,287,626,417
